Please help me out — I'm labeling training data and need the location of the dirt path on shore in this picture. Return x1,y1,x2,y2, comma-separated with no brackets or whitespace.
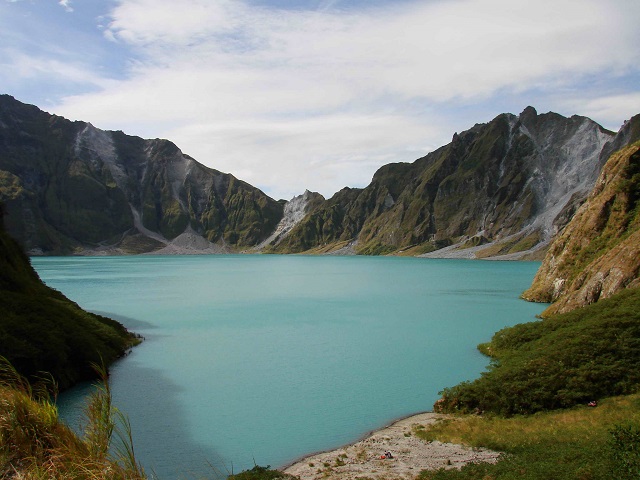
282,413,500,480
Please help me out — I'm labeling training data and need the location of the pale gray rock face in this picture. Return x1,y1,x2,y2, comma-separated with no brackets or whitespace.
257,190,323,249
514,108,613,241
421,107,620,259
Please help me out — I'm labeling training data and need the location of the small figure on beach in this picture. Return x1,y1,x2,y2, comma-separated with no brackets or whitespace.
382,451,393,459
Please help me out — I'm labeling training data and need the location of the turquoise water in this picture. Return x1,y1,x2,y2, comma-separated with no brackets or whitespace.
32,255,546,478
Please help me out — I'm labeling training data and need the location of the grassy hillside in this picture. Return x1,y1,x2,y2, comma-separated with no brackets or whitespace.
433,287,640,416
418,393,640,480
422,287,640,479
0,220,140,390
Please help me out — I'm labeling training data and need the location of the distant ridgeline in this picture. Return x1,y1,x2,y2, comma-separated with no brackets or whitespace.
1,94,639,259
0,216,139,390
272,109,639,259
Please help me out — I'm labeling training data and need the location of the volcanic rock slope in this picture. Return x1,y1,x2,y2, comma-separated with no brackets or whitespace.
523,117,640,316
273,107,634,258
0,95,283,254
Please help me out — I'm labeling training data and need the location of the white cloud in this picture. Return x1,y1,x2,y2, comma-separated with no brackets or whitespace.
58,0,73,13
101,0,640,100
1,49,113,89
51,0,640,199
561,92,640,131
166,114,439,200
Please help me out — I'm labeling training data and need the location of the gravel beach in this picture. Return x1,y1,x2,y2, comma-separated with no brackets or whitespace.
282,412,501,480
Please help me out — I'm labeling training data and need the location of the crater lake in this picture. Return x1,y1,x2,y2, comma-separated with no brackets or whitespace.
31,255,546,478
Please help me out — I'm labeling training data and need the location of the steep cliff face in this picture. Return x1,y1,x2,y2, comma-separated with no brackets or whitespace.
0,95,283,254
523,131,640,316
275,107,616,257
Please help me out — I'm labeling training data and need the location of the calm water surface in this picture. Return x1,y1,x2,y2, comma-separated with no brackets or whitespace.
32,255,546,478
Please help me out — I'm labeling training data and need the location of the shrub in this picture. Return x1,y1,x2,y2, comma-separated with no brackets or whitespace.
434,288,640,415
228,464,298,480
610,423,640,479
0,228,140,390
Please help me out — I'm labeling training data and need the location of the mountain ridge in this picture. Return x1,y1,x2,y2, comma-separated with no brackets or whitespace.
271,107,624,258
0,94,283,255
1,94,638,259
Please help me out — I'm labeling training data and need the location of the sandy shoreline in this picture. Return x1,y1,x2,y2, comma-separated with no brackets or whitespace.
282,412,500,480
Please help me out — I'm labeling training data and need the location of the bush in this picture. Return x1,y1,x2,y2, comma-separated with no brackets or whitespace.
434,288,640,415
610,423,640,479
228,464,298,480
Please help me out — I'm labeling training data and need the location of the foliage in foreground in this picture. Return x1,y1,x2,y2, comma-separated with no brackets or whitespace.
417,393,640,480
610,422,640,479
434,288,640,416
0,358,145,480
0,356,292,480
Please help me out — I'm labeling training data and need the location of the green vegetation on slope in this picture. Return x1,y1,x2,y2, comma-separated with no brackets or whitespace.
417,393,640,480
229,465,297,480
423,280,640,479
0,221,140,390
434,288,640,416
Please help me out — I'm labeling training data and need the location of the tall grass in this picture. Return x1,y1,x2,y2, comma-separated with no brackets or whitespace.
0,356,289,479
0,357,146,479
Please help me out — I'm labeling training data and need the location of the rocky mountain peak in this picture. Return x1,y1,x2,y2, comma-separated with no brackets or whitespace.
258,189,325,249
274,107,625,257
519,105,538,123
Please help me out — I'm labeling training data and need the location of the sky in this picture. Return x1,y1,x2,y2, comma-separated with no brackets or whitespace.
1,0,639,200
